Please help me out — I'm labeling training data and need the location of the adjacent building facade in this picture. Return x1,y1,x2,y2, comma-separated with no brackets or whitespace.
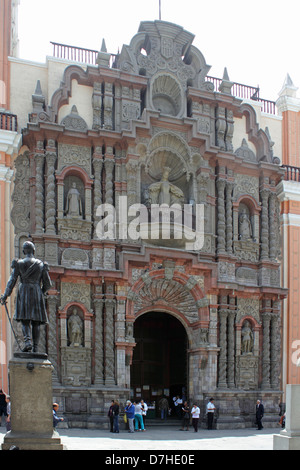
1,0,294,429
0,0,21,393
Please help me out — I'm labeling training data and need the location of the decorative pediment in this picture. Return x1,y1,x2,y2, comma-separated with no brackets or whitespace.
60,105,88,132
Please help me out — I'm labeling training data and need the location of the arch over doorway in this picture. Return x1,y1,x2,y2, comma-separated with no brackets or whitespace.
131,311,188,417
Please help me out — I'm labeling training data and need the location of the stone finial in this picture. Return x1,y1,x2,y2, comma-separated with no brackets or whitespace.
278,73,298,98
96,38,111,67
32,80,45,111
276,73,300,114
218,67,234,95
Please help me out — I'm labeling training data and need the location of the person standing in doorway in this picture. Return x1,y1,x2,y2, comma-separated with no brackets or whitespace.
206,398,216,430
181,401,190,431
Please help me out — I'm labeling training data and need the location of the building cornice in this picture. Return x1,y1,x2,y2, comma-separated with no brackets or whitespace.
0,130,22,155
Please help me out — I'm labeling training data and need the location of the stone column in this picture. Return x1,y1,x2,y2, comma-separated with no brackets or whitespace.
269,192,277,261
261,312,271,389
216,178,226,255
104,299,116,385
93,298,104,385
45,141,57,234
218,309,228,388
260,189,270,260
47,294,60,385
104,156,115,206
226,181,233,254
270,314,280,389
35,147,45,234
103,82,114,130
92,151,103,238
227,310,236,388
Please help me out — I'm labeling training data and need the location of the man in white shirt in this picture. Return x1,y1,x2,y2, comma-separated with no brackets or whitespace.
191,403,200,432
174,396,183,419
206,398,216,430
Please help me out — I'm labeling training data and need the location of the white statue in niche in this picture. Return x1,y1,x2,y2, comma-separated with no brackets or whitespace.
68,309,83,347
239,208,253,240
148,166,184,206
65,182,83,218
241,320,254,355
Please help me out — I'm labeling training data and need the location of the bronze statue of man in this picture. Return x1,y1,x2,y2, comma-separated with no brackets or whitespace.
0,241,52,353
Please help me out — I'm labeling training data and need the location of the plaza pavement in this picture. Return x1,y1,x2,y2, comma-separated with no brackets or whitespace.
0,424,279,451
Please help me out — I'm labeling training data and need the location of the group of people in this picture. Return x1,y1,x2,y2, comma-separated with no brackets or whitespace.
0,389,10,432
124,399,148,433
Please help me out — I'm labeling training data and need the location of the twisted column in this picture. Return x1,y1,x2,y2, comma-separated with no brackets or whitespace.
260,189,270,260
227,311,235,388
35,152,45,233
93,155,103,237
93,298,104,385
216,178,226,255
47,294,60,384
218,309,228,388
104,299,116,385
45,150,57,234
261,312,271,389
226,182,233,254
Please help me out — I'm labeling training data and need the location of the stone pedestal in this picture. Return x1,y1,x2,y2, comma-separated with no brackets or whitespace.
2,354,64,450
273,385,300,450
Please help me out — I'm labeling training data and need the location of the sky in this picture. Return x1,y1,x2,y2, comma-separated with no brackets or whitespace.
17,0,300,102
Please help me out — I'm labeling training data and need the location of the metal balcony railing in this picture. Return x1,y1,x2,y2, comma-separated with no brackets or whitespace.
282,165,300,182
0,112,18,132
50,41,277,115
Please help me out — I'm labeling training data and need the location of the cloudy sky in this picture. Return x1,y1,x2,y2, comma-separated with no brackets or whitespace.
17,0,300,101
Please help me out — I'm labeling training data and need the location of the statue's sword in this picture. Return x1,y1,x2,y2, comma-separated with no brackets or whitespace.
1,300,22,351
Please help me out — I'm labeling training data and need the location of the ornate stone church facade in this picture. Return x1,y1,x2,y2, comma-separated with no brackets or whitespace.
7,20,287,427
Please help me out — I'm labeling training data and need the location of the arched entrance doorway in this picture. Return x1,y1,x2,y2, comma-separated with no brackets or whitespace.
131,311,188,417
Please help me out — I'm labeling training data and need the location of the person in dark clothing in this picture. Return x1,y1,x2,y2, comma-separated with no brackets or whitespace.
112,400,120,433
256,400,264,430
0,389,7,426
108,400,115,432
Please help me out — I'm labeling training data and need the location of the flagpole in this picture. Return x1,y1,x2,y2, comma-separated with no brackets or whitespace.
159,0,161,20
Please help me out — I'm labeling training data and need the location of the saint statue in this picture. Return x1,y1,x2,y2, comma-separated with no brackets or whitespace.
68,309,83,347
241,320,254,355
148,167,184,206
239,208,252,240
0,241,51,353
65,182,83,218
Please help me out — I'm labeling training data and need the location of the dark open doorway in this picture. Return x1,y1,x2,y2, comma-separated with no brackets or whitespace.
131,311,188,418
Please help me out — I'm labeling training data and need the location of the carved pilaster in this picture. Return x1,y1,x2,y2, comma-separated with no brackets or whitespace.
227,311,235,388
260,189,270,260
218,309,228,388
226,181,233,254
47,294,60,384
93,298,104,385
35,151,45,233
45,144,57,234
104,158,115,206
103,82,114,130
269,192,277,261
93,153,103,237
92,82,103,130
104,299,116,385
215,106,226,150
216,178,226,255
270,314,280,389
261,312,271,389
